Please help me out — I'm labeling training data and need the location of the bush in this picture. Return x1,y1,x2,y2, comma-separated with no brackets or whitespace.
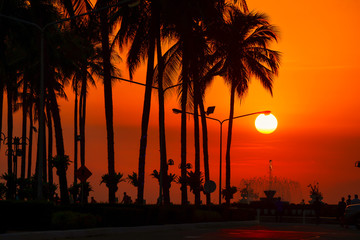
52,211,97,229
193,209,222,222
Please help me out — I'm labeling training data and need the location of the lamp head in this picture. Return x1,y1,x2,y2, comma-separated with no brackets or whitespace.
172,108,182,114
356,161,360,168
263,111,271,115
206,106,215,115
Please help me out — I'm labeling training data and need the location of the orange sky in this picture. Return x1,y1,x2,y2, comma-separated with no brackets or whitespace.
2,0,360,204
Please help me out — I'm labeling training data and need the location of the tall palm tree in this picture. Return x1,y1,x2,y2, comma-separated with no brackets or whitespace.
61,0,99,204
1,0,74,202
51,1,100,204
95,0,121,203
153,41,183,205
211,7,280,205
188,31,210,206
114,0,159,204
162,0,201,206
5,75,16,199
155,12,171,205
196,56,227,205
44,34,78,199
27,90,35,179
162,0,229,205
0,0,30,200
20,75,28,181
29,0,90,203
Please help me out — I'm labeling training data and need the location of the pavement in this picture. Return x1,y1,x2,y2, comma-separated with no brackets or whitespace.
1,220,360,240
1,221,258,240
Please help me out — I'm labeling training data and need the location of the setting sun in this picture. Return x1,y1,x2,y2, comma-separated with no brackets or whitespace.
255,113,278,134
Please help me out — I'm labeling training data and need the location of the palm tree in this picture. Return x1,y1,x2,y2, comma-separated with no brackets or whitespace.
161,0,228,205
0,0,30,200
48,86,69,203
30,0,91,203
61,0,90,167
188,35,208,206
151,169,177,200
95,0,121,203
162,0,201,206
126,172,139,188
0,0,73,201
5,76,16,199
211,7,280,205
114,0,161,204
61,0,99,204
186,170,204,197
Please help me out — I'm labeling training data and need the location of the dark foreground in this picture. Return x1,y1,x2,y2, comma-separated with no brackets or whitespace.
2,221,360,240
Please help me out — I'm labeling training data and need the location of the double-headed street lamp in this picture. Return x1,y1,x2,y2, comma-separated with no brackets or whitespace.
112,76,181,205
173,107,273,204
0,132,29,199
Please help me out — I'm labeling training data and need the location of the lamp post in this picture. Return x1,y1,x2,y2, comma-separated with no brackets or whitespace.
173,108,271,204
0,0,139,200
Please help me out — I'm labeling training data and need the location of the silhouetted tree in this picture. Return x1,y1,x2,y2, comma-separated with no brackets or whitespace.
119,0,159,205
211,8,280,205
95,0,117,203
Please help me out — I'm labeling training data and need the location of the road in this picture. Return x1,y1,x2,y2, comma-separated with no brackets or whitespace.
2,221,360,240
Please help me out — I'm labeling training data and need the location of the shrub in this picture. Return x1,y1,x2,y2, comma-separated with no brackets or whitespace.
52,211,97,229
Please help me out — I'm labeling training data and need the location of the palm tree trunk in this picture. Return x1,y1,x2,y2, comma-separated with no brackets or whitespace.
156,26,170,205
80,71,87,167
180,67,189,205
0,81,3,149
46,103,53,188
100,10,116,204
137,5,156,205
74,83,78,185
193,97,201,206
6,88,14,200
21,78,28,180
199,100,211,205
27,93,33,179
225,83,236,206
49,88,69,204
79,70,87,204
35,118,47,182
137,65,154,204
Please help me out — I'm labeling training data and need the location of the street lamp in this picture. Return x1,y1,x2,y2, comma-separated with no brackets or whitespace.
0,133,29,199
1,134,29,177
112,76,181,205
0,0,139,200
173,107,272,204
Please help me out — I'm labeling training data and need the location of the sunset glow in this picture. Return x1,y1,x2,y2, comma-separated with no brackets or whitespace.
1,0,360,206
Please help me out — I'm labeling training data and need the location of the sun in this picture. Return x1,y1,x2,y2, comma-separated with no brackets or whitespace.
255,113,278,134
